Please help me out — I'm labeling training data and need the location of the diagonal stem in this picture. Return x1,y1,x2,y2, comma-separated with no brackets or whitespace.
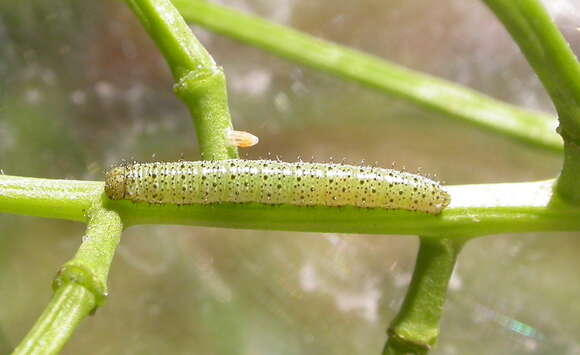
11,285,96,355
126,0,238,160
12,206,123,354
171,0,561,153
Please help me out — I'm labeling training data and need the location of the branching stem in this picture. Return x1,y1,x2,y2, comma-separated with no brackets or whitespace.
7,1,580,354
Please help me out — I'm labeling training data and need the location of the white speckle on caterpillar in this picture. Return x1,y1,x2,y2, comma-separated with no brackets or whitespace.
105,160,450,215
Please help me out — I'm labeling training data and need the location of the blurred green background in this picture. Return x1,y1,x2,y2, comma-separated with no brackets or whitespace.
1,0,579,354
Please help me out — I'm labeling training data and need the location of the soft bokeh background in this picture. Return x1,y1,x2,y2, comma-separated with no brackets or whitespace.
1,0,579,354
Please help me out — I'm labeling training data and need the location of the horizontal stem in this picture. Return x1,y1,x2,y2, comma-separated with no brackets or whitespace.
116,180,578,237
171,0,561,152
0,175,102,222
2,175,579,238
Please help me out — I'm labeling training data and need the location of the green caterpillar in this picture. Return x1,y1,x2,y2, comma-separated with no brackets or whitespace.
105,160,450,215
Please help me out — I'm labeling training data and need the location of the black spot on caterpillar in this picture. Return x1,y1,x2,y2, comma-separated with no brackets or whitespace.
105,160,450,214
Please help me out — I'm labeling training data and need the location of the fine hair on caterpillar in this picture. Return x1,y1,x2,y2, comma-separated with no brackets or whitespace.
105,159,450,215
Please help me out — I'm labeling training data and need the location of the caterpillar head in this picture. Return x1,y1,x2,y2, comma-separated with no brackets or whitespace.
105,166,126,200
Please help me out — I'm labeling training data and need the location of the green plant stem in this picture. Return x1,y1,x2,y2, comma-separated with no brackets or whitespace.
53,207,124,307
0,176,101,222
122,2,242,352
383,238,464,355
2,175,580,238
12,284,96,355
126,0,238,160
12,207,123,354
558,140,580,204
100,179,580,237
481,0,580,136
481,0,580,203
171,0,561,153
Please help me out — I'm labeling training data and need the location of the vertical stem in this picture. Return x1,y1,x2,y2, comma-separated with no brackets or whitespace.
558,140,580,204
123,1,244,353
126,0,238,160
383,238,464,355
